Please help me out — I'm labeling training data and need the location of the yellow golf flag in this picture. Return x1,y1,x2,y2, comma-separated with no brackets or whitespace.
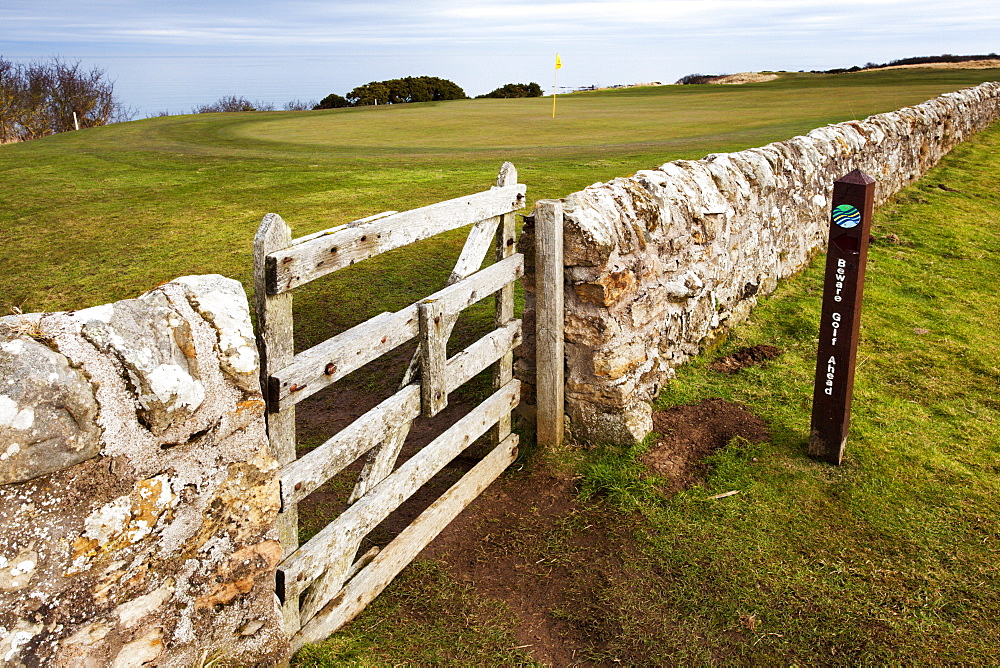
552,54,562,118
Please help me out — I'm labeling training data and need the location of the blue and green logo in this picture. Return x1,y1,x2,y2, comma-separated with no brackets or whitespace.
832,204,861,229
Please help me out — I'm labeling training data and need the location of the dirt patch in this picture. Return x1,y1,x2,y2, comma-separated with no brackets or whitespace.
710,344,781,374
294,359,771,663
643,398,771,493
421,466,644,666
415,399,770,664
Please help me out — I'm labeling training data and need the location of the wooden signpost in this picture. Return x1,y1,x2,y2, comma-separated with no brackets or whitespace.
809,169,876,465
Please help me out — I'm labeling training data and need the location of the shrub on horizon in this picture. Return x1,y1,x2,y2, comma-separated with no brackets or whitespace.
192,95,274,114
675,73,720,85
314,93,350,109
346,76,468,106
476,82,543,98
284,98,318,111
0,55,133,142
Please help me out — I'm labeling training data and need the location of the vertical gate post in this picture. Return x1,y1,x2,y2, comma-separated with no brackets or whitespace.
534,199,564,447
809,170,876,464
253,213,300,634
492,162,518,447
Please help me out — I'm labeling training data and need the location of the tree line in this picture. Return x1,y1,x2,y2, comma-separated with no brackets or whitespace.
0,56,132,143
677,53,1000,85
819,53,1000,75
315,76,468,109
476,82,543,99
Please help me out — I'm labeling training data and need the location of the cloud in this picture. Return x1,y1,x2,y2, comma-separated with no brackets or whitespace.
1,0,996,52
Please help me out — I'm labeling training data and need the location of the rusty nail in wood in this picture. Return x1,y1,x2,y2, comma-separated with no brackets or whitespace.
435,391,442,399
434,315,441,324
324,363,337,375
289,384,306,393
282,256,293,264
380,336,387,344
294,482,302,490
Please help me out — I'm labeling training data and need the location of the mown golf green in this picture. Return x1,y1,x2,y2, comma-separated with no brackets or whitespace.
2,67,999,664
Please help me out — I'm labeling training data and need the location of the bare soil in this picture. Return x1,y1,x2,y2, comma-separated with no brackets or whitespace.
643,398,771,493
420,397,771,664
709,344,782,375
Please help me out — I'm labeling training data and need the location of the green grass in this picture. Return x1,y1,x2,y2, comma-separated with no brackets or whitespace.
293,561,534,667
3,67,1000,664
312,120,1000,666
565,121,1000,663
2,67,999,354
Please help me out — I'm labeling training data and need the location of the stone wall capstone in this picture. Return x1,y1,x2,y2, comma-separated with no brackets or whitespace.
516,81,1000,445
0,275,288,666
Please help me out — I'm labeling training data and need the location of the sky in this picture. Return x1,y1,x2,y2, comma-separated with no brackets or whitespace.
2,0,998,117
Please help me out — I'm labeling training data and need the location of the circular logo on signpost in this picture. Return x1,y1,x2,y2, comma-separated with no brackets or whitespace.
832,204,861,229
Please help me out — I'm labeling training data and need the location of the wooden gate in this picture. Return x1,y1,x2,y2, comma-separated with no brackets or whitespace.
253,163,526,650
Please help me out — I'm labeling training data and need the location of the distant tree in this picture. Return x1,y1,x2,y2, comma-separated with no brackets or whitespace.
0,56,132,142
346,81,393,106
477,82,543,98
283,98,318,111
345,76,467,106
193,96,274,113
313,93,350,109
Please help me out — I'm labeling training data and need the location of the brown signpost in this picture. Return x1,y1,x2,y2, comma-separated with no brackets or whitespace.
809,169,876,465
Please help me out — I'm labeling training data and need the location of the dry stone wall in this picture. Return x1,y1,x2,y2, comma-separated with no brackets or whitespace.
0,276,288,666
518,81,1000,445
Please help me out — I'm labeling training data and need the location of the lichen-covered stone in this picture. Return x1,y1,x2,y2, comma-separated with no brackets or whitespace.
173,274,260,395
0,276,288,666
0,332,102,485
518,82,1000,444
75,292,205,436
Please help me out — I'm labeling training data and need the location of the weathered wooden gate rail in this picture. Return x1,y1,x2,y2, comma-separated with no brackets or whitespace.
254,163,525,650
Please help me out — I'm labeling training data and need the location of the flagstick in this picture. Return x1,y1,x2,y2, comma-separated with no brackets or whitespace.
552,69,558,119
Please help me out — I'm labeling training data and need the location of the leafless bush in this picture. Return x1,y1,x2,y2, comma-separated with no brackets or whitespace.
0,56,133,142
193,96,275,113
283,98,317,111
